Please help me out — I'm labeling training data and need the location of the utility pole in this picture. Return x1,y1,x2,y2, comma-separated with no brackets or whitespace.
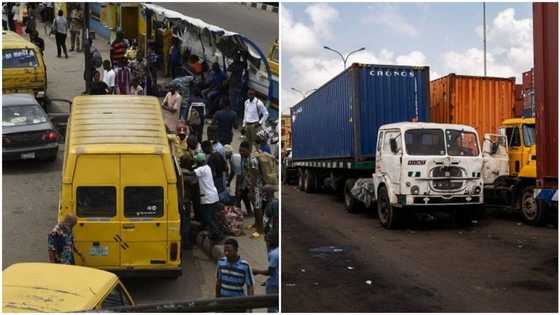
83,2,91,93
483,2,487,76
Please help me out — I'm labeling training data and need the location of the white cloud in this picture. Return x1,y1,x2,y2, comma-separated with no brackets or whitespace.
361,5,419,37
447,8,532,82
395,51,427,66
305,4,339,38
281,5,321,55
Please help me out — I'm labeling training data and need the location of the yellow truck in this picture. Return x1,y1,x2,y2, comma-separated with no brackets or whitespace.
2,31,47,103
3,263,134,312
483,117,541,223
58,95,183,277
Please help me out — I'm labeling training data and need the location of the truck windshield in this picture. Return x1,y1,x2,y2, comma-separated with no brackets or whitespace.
446,129,479,156
523,124,535,146
404,129,445,155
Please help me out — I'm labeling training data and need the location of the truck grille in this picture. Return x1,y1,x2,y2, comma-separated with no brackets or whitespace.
431,166,463,190
3,131,46,148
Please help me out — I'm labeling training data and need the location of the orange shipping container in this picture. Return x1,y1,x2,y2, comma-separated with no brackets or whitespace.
430,74,515,137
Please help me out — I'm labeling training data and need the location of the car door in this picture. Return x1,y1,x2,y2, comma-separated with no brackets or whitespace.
380,130,403,194
120,154,168,268
73,154,121,268
504,126,522,175
481,134,509,185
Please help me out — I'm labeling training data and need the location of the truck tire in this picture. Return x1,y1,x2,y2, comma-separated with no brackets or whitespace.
298,169,305,191
520,186,546,225
344,179,360,213
303,169,316,193
377,185,400,228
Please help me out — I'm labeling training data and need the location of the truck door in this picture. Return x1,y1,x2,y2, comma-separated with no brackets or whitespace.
504,126,522,175
120,154,168,268
73,155,121,268
482,134,509,185
380,130,403,194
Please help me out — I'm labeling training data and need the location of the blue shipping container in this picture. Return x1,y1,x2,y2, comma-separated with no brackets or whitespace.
291,63,430,161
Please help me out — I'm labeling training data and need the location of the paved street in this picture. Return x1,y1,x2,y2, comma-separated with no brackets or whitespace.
3,2,275,305
159,3,278,52
281,184,558,312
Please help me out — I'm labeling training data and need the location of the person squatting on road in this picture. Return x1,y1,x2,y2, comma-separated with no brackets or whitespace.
242,89,269,152
48,214,85,265
51,9,68,58
216,238,255,298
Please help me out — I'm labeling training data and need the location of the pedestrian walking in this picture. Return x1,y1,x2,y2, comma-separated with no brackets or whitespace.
129,53,147,88
213,101,238,145
115,62,131,95
69,6,82,52
162,85,182,120
216,238,255,298
51,9,68,58
191,153,224,241
102,60,116,94
89,71,109,95
227,52,247,119
243,89,269,152
47,214,85,265
146,43,160,96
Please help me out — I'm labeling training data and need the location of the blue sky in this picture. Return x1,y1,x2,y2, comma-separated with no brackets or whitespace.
281,3,534,112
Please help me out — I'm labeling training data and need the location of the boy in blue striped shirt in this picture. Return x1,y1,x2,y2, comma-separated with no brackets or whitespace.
216,238,255,297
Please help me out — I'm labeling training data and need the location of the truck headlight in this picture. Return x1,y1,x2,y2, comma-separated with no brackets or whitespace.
411,185,420,195
36,91,45,98
474,186,481,194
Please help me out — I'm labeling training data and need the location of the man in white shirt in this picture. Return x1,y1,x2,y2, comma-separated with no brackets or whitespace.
242,89,268,152
192,153,223,241
102,60,116,94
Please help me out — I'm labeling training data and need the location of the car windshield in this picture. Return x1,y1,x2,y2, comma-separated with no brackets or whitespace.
3,49,38,68
405,129,445,155
446,129,480,156
3,105,48,127
523,124,535,146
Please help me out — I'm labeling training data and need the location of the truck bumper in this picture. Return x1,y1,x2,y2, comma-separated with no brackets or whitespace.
401,194,483,206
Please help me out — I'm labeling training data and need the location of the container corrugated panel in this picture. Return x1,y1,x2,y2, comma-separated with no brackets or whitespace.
430,74,515,136
291,64,430,161
522,69,534,90
533,2,558,189
514,84,524,117
355,65,430,158
291,70,353,160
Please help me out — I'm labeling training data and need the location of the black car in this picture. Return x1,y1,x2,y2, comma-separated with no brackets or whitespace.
3,94,60,162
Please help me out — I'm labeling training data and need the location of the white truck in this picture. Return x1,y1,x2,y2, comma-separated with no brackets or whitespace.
349,122,485,228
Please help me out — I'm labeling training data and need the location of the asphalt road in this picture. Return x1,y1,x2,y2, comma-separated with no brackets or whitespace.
281,184,558,312
158,2,278,52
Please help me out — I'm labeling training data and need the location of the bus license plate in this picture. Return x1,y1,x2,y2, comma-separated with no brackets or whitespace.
90,245,108,256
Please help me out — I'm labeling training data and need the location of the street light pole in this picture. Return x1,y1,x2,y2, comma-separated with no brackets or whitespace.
291,87,317,100
83,2,91,93
483,2,487,76
323,46,366,69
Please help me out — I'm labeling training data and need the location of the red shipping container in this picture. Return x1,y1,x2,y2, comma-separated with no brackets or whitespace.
533,2,558,189
514,84,524,117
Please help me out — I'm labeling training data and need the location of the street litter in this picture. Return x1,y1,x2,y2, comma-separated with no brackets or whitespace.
300,268,306,272
347,266,354,270
365,280,373,285
286,283,296,287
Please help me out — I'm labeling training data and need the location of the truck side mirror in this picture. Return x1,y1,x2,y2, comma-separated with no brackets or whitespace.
390,138,398,154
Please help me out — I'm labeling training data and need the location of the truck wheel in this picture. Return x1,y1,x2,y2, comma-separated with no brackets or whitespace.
377,186,400,228
297,169,305,190
344,179,360,213
303,169,316,193
521,186,546,225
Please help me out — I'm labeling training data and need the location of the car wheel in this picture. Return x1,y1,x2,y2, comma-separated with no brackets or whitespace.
521,186,546,225
377,185,400,229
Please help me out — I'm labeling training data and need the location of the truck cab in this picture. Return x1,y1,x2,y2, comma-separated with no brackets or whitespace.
499,117,536,178
372,122,484,228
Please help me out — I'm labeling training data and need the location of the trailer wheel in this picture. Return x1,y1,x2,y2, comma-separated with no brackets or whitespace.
303,169,316,193
521,186,546,225
344,179,360,213
377,185,400,228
